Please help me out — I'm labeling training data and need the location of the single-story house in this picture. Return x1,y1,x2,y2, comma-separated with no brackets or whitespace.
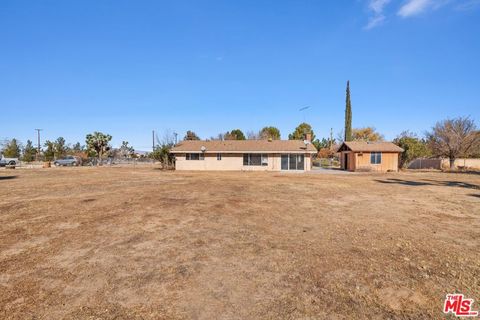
170,139,317,171
337,141,404,172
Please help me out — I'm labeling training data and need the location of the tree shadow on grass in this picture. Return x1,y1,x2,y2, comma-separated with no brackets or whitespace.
422,179,479,190
375,178,430,187
446,170,480,176
375,178,479,190
0,176,17,181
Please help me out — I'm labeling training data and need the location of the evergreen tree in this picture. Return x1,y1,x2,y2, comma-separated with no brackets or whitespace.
393,131,430,168
184,130,200,140
259,126,281,140
2,138,21,158
54,137,67,158
288,123,316,141
44,140,56,161
22,140,37,162
225,129,246,140
72,142,84,152
344,80,352,141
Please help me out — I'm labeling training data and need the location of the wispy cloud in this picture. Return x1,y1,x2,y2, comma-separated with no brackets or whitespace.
365,0,391,29
398,0,433,17
370,0,392,13
364,0,478,29
397,0,452,17
455,0,480,10
365,15,387,29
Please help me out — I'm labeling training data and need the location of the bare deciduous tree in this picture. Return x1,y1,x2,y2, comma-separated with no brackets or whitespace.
352,127,384,142
426,117,480,169
158,129,176,146
152,129,176,169
246,130,260,140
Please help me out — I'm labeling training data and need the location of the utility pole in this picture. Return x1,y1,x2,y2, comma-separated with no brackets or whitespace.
152,130,155,152
330,128,333,148
35,129,43,161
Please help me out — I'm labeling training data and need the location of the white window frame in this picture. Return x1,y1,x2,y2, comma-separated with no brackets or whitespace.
217,153,222,160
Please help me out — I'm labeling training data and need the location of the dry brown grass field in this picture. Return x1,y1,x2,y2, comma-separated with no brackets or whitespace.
0,167,479,319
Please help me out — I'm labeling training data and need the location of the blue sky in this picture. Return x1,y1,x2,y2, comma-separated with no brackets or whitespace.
1,0,479,150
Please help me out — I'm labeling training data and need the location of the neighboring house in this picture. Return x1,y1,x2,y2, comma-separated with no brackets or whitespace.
170,139,317,171
337,141,404,172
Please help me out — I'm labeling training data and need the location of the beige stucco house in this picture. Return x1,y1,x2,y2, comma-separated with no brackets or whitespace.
337,141,404,172
170,139,317,171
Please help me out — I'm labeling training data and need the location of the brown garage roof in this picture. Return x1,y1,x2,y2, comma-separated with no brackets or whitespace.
170,140,317,154
337,141,404,153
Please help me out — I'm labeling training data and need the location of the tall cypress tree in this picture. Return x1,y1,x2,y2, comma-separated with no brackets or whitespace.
344,80,352,141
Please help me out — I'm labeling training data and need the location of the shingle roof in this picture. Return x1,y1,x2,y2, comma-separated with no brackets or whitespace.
170,140,317,154
337,141,404,153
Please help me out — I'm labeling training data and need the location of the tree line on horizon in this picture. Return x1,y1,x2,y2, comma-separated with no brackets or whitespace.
2,117,480,169
2,83,479,169
0,133,136,164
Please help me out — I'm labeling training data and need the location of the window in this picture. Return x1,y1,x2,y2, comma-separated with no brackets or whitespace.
289,154,297,170
370,152,382,164
261,154,268,166
186,153,204,160
281,154,305,170
243,154,268,166
217,153,222,160
296,154,305,169
281,154,289,170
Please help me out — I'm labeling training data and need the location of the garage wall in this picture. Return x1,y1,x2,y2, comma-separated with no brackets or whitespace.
355,152,399,172
340,152,355,171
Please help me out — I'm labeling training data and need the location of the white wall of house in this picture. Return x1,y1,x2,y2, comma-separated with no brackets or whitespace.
174,153,312,171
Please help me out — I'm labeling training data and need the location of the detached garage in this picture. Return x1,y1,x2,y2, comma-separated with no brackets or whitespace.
337,141,404,172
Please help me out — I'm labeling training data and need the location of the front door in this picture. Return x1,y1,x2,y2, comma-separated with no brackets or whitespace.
344,153,349,170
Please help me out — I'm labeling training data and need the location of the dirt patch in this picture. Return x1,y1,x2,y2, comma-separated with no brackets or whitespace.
0,167,479,319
